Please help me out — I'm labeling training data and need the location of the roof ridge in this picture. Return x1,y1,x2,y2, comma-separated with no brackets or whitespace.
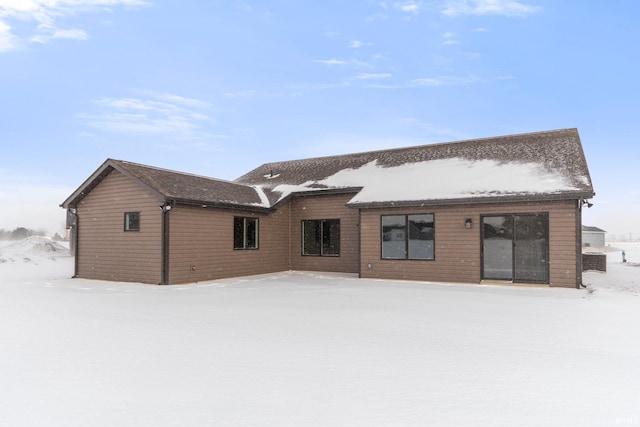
255,128,578,168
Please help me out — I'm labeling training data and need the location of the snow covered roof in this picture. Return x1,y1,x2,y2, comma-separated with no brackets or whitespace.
62,128,594,211
236,128,594,207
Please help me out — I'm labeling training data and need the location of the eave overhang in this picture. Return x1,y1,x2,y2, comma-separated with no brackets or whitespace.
347,191,596,209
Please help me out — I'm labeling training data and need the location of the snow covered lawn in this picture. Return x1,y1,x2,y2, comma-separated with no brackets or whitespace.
1,239,640,426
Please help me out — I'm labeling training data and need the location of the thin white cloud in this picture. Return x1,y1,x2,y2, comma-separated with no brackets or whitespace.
372,0,423,18
355,73,392,80
0,0,149,51
0,20,18,51
79,91,213,138
442,0,540,17
224,90,259,99
394,1,422,14
411,75,481,86
313,59,348,66
442,32,459,45
349,40,372,48
412,78,443,87
223,90,286,99
31,28,89,44
313,58,371,68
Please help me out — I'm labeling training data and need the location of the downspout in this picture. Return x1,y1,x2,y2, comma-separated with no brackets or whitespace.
288,200,292,271
73,219,79,278
66,207,79,278
576,199,583,289
358,208,362,278
160,201,172,285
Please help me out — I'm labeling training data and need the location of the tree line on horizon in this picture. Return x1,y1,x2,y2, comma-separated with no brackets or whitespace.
0,227,67,242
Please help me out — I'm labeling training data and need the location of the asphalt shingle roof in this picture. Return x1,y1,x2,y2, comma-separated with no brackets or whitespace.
62,159,267,210
63,128,594,210
235,128,594,206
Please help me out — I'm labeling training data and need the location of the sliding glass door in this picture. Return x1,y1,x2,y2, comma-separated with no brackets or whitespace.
482,213,549,283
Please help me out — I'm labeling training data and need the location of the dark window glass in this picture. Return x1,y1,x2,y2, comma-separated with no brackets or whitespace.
382,214,435,260
124,212,140,231
302,220,321,255
514,214,548,283
382,215,407,259
322,219,340,256
302,219,340,256
246,218,258,249
234,217,259,249
408,214,434,260
234,217,245,249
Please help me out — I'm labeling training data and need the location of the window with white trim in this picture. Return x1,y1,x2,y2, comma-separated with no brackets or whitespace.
124,212,140,231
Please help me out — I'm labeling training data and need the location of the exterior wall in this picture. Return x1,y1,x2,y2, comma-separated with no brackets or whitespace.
289,193,360,274
74,170,581,288
167,201,291,284
359,200,580,288
76,170,163,284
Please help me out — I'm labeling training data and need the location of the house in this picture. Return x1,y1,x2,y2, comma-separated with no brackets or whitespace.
582,225,606,247
61,128,595,288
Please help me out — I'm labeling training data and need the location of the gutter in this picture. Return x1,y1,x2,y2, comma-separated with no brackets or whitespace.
170,197,274,214
348,192,596,209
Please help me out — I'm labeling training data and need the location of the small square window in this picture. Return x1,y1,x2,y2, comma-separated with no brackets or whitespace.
124,212,140,231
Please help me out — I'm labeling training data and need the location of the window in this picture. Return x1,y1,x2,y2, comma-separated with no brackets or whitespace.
234,217,258,249
124,212,140,231
381,214,434,260
302,219,340,256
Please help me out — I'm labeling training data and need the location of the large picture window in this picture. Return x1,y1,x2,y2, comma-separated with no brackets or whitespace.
124,212,140,231
381,214,434,260
302,219,340,256
234,217,258,250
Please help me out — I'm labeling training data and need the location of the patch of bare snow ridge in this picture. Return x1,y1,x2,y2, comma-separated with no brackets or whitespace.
0,236,69,264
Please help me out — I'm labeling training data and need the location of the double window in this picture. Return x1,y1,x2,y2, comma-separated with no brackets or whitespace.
381,214,434,260
302,219,340,256
234,217,259,250
124,212,140,231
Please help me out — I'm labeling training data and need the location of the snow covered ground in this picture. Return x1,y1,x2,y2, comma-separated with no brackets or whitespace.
1,238,640,427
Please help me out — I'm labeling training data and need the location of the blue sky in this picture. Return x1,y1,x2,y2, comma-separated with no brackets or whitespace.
1,0,638,239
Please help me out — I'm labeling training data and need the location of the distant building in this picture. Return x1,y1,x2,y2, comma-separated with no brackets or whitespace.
582,225,606,247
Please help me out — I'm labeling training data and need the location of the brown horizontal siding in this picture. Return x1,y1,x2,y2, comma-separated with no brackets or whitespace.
290,193,359,274
168,202,290,284
76,170,163,284
359,200,579,288
74,168,580,288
